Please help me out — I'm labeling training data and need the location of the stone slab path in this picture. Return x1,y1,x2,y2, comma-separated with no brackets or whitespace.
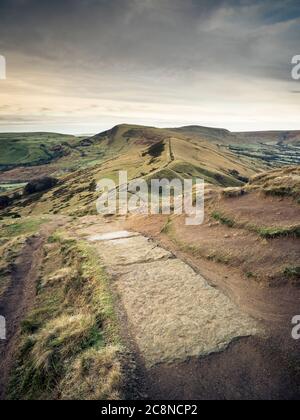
82,226,262,368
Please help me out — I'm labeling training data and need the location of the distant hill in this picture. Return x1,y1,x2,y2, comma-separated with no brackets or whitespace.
170,126,300,146
0,133,81,171
0,124,299,187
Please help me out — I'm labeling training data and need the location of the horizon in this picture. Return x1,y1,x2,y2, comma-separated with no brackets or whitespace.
1,121,300,137
0,0,300,133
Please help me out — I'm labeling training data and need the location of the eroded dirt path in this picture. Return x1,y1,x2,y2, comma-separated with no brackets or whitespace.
0,217,67,399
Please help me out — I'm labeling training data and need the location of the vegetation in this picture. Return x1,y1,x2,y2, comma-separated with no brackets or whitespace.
222,187,246,198
0,133,80,170
0,183,26,193
23,177,58,196
283,266,300,280
8,233,126,400
247,166,300,201
0,236,24,297
0,217,49,239
0,217,49,297
255,225,300,239
212,211,235,228
211,209,300,239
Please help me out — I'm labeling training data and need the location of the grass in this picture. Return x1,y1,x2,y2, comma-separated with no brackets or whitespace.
161,217,173,234
255,225,300,239
211,210,300,239
0,133,80,169
0,236,25,297
0,183,26,193
8,233,126,400
211,211,235,228
283,266,300,279
0,217,47,297
0,217,49,238
222,187,245,198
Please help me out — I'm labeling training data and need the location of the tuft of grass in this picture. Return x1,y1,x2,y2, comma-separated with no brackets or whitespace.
255,225,300,239
211,211,300,239
264,186,294,198
8,234,126,401
211,211,235,228
246,271,256,279
222,187,245,198
283,266,300,279
161,217,173,234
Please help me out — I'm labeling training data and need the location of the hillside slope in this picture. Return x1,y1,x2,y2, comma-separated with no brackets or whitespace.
0,133,80,171
0,124,266,218
0,127,299,401
1,124,300,185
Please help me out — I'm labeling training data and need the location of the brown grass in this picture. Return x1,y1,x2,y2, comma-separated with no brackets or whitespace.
8,233,126,400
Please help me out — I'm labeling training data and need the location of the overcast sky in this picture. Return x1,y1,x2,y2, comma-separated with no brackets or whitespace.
0,0,299,134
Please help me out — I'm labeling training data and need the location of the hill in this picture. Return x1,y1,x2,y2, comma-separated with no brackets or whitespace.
0,133,80,171
170,126,300,167
1,125,299,187
0,124,299,400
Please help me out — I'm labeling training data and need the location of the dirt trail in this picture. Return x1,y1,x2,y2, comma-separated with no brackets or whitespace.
0,217,66,400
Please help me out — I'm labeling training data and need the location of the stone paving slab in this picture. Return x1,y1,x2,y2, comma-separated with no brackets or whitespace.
86,230,262,367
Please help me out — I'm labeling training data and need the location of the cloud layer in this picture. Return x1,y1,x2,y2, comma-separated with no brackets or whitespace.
0,0,299,133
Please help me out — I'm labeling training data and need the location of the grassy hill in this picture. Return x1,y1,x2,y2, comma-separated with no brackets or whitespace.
1,125,300,183
170,126,300,167
0,123,299,217
0,133,81,170
0,125,299,401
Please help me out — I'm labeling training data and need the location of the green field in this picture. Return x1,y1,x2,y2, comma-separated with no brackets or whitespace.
0,133,80,170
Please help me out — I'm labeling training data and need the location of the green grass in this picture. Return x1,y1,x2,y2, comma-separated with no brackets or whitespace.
0,133,80,169
0,217,49,238
255,225,300,239
283,266,300,279
211,210,300,239
8,233,125,400
211,211,235,228
0,183,26,193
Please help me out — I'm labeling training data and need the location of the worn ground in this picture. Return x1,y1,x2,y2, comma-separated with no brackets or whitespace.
0,217,66,399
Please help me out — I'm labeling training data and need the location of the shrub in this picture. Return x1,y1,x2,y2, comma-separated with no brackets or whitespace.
0,195,11,209
23,177,58,196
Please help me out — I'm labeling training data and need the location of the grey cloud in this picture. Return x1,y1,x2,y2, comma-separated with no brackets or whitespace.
0,0,299,81
0,0,300,134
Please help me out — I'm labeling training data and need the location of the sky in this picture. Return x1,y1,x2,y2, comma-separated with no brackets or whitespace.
0,0,300,134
